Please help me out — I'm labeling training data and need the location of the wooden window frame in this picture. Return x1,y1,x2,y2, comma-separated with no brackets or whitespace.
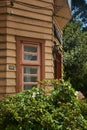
22,43,40,90
22,43,40,65
16,37,45,92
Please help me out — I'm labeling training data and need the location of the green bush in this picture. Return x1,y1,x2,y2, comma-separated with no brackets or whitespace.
0,80,87,130
78,99,87,120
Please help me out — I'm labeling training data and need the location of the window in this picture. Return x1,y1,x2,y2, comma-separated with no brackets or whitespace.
16,37,45,92
22,44,40,90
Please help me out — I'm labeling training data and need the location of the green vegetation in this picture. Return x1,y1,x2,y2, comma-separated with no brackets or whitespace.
63,0,87,97
0,80,87,130
63,21,87,97
72,0,87,29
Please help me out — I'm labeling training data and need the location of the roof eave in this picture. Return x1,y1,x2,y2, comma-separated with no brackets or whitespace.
54,0,72,30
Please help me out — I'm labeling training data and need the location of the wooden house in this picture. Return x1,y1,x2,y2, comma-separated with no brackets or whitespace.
0,0,71,98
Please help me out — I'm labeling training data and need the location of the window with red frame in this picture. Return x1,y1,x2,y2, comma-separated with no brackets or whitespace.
22,43,40,90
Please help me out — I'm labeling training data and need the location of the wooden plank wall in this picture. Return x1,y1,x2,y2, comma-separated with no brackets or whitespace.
0,1,7,98
2,0,54,96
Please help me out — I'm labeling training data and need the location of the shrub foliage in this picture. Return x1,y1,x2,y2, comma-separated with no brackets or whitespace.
0,80,87,130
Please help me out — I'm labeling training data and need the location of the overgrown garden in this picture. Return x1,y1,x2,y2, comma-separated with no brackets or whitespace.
0,80,87,130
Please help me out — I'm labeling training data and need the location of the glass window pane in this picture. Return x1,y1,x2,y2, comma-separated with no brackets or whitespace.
24,54,37,61
24,68,37,74
24,46,37,52
24,84,37,90
24,76,37,82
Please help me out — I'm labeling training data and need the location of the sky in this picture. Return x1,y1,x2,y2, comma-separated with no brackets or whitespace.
68,0,71,9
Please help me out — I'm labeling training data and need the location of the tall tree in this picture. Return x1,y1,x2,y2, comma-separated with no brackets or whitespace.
63,21,87,96
72,0,87,28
